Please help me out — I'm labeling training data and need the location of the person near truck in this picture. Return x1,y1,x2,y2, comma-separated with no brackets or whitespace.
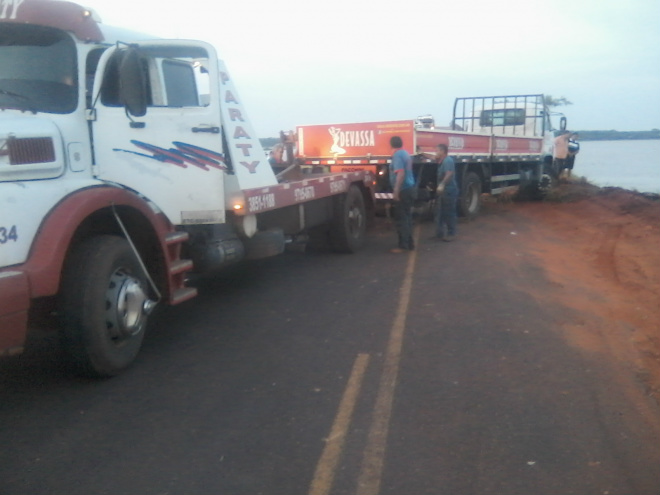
553,130,572,180
433,144,459,242
565,132,580,180
268,143,285,173
389,135,416,253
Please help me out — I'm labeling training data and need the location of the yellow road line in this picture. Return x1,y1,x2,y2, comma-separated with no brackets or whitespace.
356,225,420,495
308,352,371,495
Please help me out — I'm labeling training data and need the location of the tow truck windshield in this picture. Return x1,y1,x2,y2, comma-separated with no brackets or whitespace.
0,25,78,114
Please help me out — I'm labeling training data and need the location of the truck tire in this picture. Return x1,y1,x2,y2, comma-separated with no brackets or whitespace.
60,235,152,377
329,184,366,253
458,172,481,219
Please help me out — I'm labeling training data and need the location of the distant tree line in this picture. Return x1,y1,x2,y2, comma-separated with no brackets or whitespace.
574,129,660,141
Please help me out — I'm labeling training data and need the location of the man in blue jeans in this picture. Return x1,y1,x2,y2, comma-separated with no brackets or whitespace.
434,143,458,241
389,135,416,252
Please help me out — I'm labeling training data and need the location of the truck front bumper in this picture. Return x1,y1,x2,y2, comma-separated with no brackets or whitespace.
0,269,30,356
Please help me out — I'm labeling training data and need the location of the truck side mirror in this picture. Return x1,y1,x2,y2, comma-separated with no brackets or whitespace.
118,47,147,118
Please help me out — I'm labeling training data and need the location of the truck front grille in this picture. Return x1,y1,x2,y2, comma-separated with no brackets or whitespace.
8,137,55,165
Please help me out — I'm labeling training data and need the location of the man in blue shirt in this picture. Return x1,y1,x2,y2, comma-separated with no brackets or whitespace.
389,136,416,252
434,143,459,241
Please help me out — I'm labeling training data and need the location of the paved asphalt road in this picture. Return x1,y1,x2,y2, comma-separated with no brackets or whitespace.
1,209,659,495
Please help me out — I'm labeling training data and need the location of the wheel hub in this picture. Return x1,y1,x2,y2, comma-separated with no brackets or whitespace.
106,269,150,340
348,205,363,236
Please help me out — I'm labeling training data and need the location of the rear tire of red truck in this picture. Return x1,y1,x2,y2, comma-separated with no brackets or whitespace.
329,185,367,253
60,235,153,377
459,171,482,219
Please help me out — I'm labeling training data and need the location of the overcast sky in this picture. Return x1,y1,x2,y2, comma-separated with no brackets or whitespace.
82,0,660,138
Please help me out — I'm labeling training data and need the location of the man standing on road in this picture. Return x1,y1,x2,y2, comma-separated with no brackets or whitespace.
434,144,459,241
389,135,416,253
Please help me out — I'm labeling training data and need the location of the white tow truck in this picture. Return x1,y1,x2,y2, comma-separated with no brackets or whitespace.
0,0,375,376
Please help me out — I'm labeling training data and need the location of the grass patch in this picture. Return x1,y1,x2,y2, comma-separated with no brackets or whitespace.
542,177,602,203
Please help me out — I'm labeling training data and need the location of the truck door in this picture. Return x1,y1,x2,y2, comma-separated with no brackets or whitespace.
91,40,226,225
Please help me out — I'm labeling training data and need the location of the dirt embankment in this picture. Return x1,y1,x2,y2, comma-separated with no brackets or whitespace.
506,182,660,403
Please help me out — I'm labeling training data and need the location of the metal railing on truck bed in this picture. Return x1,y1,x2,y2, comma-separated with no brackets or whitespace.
452,94,548,137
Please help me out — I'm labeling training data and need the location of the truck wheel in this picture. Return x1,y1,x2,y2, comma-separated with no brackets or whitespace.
329,185,366,253
458,172,481,219
61,235,153,377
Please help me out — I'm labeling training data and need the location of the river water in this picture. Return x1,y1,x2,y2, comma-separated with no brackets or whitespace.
572,139,660,194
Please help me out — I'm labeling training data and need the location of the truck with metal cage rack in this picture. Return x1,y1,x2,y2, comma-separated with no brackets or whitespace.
295,94,570,218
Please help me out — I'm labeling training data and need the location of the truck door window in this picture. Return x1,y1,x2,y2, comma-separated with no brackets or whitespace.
162,59,199,107
480,108,526,127
99,45,210,111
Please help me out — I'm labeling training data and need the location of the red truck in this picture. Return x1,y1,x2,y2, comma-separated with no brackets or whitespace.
294,95,570,217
